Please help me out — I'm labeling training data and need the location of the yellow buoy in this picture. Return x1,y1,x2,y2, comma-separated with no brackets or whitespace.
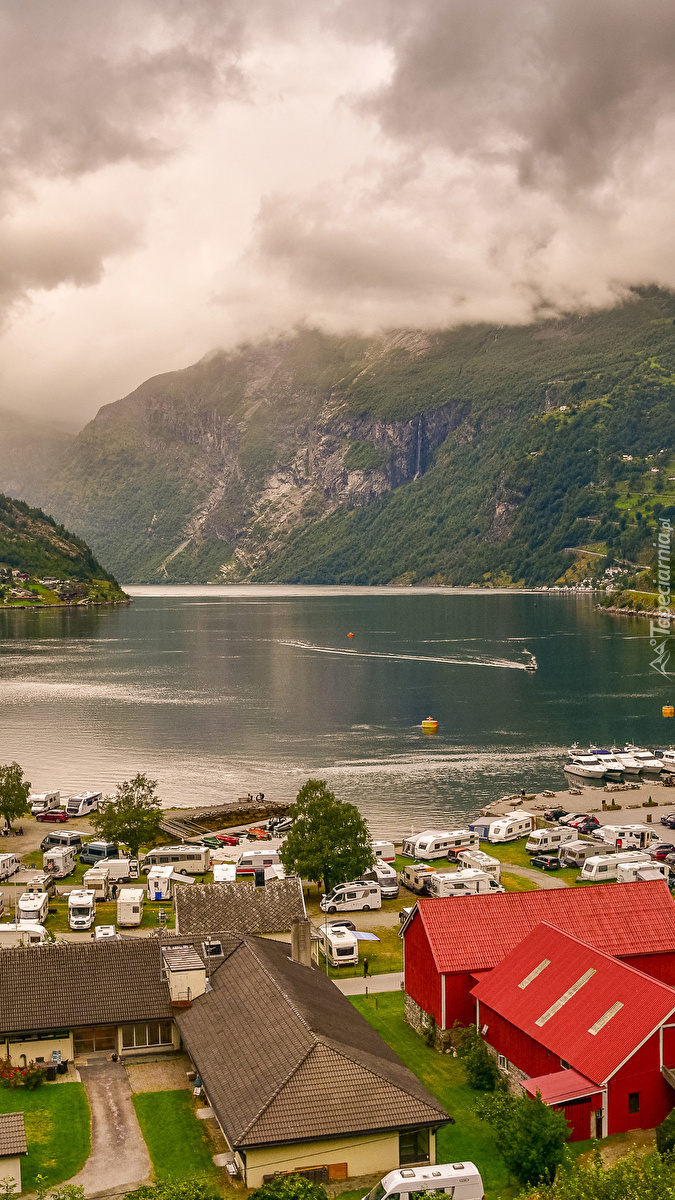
422,716,439,734
663,705,675,718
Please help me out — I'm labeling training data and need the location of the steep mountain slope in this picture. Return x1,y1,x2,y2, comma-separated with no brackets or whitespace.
0,410,73,504
39,288,675,585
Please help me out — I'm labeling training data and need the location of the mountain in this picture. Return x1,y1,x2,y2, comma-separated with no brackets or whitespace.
0,409,73,505
0,493,126,606
32,287,675,586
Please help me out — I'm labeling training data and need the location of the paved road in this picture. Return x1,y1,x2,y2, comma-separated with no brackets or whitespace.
334,972,404,995
69,1060,151,1197
502,865,569,889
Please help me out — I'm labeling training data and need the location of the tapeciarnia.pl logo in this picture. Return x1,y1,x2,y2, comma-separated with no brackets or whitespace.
650,517,672,678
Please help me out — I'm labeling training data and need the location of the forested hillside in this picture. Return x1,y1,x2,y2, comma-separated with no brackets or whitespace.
19,287,675,586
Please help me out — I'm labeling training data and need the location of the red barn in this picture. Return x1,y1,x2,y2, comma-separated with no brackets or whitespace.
472,922,675,1139
402,881,675,1039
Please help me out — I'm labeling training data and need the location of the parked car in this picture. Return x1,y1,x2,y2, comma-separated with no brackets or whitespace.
36,809,69,823
544,808,569,822
560,813,587,826
665,852,675,866
569,814,596,829
651,843,675,861
531,855,562,871
576,818,600,834
661,814,675,828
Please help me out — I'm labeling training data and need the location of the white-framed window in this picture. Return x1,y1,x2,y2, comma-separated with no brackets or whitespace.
498,1055,508,1071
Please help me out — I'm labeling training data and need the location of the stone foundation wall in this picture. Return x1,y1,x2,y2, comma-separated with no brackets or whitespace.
404,992,454,1052
485,1043,529,1096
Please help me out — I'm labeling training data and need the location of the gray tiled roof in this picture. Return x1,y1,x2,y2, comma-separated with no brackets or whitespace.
0,1113,27,1156
0,940,173,1034
176,936,448,1149
174,877,306,936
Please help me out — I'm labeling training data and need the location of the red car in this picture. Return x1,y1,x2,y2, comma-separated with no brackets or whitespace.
36,809,69,823
650,843,675,861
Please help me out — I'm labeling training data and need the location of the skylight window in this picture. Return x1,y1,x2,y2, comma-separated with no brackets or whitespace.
518,959,551,990
588,1001,624,1035
535,969,596,1027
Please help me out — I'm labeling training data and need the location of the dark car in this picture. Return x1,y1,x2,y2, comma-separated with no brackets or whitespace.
576,818,600,834
544,808,569,822
650,843,675,861
661,814,675,828
35,809,69,823
665,852,675,866
531,855,562,871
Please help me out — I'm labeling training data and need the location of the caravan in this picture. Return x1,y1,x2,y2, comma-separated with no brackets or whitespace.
617,860,670,884
0,923,48,947
580,851,651,882
65,791,102,818
0,853,19,882
525,828,576,855
146,865,195,900
371,841,395,863
427,869,505,898
364,1163,484,1200
117,887,145,927
456,850,501,881
317,924,359,967
142,845,210,874
401,830,467,860
561,840,611,868
237,849,281,876
488,812,535,843
594,824,660,850
469,817,494,842
30,791,60,816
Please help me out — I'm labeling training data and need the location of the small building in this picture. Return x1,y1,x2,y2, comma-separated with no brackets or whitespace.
0,1112,27,1193
174,876,306,941
402,880,675,1040
472,922,675,1139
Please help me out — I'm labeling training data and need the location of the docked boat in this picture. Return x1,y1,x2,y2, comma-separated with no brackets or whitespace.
523,650,537,672
564,753,607,780
624,745,664,774
657,749,675,772
611,747,642,774
586,748,624,778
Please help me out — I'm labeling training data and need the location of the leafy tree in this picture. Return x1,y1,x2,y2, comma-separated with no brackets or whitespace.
0,762,30,830
91,773,162,857
453,1024,501,1090
125,1182,217,1200
249,1176,328,1200
524,1147,675,1198
279,780,374,895
657,1108,675,1157
476,1089,569,1188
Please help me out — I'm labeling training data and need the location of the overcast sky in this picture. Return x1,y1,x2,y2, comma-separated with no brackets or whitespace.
1,0,674,428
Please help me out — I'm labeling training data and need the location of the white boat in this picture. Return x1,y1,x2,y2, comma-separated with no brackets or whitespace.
564,753,607,780
587,748,624,778
657,749,675,772
624,745,664,774
611,747,642,774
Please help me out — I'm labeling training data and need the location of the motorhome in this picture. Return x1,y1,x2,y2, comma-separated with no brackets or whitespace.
17,890,49,924
65,791,102,818
39,829,86,852
83,866,110,900
146,864,196,900
142,845,210,874
401,830,476,860
594,824,660,850
43,846,77,878
0,853,19,882
213,863,237,882
398,862,436,895
24,872,57,897
371,841,396,863
29,791,60,816
457,850,501,881
427,869,505,898
237,849,281,876
525,827,576,855
580,851,651,882
362,861,399,898
117,887,145,927
561,840,612,868
79,840,119,866
363,1162,484,1200
68,889,96,930
0,923,48,947
100,857,139,881
616,861,670,884
488,812,535,843
320,880,382,914
316,924,359,967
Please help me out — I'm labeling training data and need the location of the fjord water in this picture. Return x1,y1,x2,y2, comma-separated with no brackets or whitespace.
0,586,668,838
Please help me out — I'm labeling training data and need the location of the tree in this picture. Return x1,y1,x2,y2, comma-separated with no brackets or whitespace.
524,1147,675,1199
279,780,374,895
476,1089,569,1188
91,773,162,856
0,762,30,830
125,1184,217,1200
453,1024,501,1090
657,1108,675,1157
249,1175,327,1200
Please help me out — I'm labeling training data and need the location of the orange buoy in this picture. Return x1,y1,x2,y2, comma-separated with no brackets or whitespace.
347,632,354,638
663,705,675,718
422,716,439,734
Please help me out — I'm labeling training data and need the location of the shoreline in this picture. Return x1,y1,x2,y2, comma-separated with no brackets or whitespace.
0,597,131,611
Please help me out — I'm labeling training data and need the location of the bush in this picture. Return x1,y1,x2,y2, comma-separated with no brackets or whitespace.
249,1175,328,1200
125,1183,218,1200
656,1107,675,1156
454,1024,501,1090
0,1060,46,1089
476,1089,569,1187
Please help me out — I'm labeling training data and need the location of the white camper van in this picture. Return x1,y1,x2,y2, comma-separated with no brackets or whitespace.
457,850,501,881
371,841,396,863
43,846,76,878
317,924,359,966
142,845,210,874
17,890,49,924
83,866,110,900
362,861,399,898
68,889,96,930
427,869,506,898
525,827,576,854
0,923,48,947
117,887,145,927
488,812,535,843
616,860,669,884
320,880,382,914
0,853,19,882
65,791,101,818
100,857,139,881
561,840,611,868
580,850,651,882
364,1162,484,1200
29,791,60,816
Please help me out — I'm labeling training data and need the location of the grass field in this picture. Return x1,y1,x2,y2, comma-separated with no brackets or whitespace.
132,1090,220,1184
0,1082,90,1193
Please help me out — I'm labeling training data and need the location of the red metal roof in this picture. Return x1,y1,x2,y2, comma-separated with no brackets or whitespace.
414,880,675,974
472,923,675,1085
522,1069,600,1105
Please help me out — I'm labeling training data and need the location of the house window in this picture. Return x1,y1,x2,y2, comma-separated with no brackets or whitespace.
121,1021,173,1049
203,942,223,958
498,1055,508,1071
399,1128,430,1165
73,1026,116,1055
628,1093,640,1114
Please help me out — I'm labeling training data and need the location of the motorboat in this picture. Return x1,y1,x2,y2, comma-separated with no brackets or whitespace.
564,753,607,780
657,749,675,773
586,748,624,778
523,650,537,672
611,747,642,774
624,745,664,774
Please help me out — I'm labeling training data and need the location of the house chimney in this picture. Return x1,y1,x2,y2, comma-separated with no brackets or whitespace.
290,917,312,968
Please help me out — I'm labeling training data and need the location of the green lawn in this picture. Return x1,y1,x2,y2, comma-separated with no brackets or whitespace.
132,1090,220,1184
350,993,517,1200
0,1082,90,1193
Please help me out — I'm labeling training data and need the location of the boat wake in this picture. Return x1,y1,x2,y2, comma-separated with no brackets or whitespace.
274,640,530,670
